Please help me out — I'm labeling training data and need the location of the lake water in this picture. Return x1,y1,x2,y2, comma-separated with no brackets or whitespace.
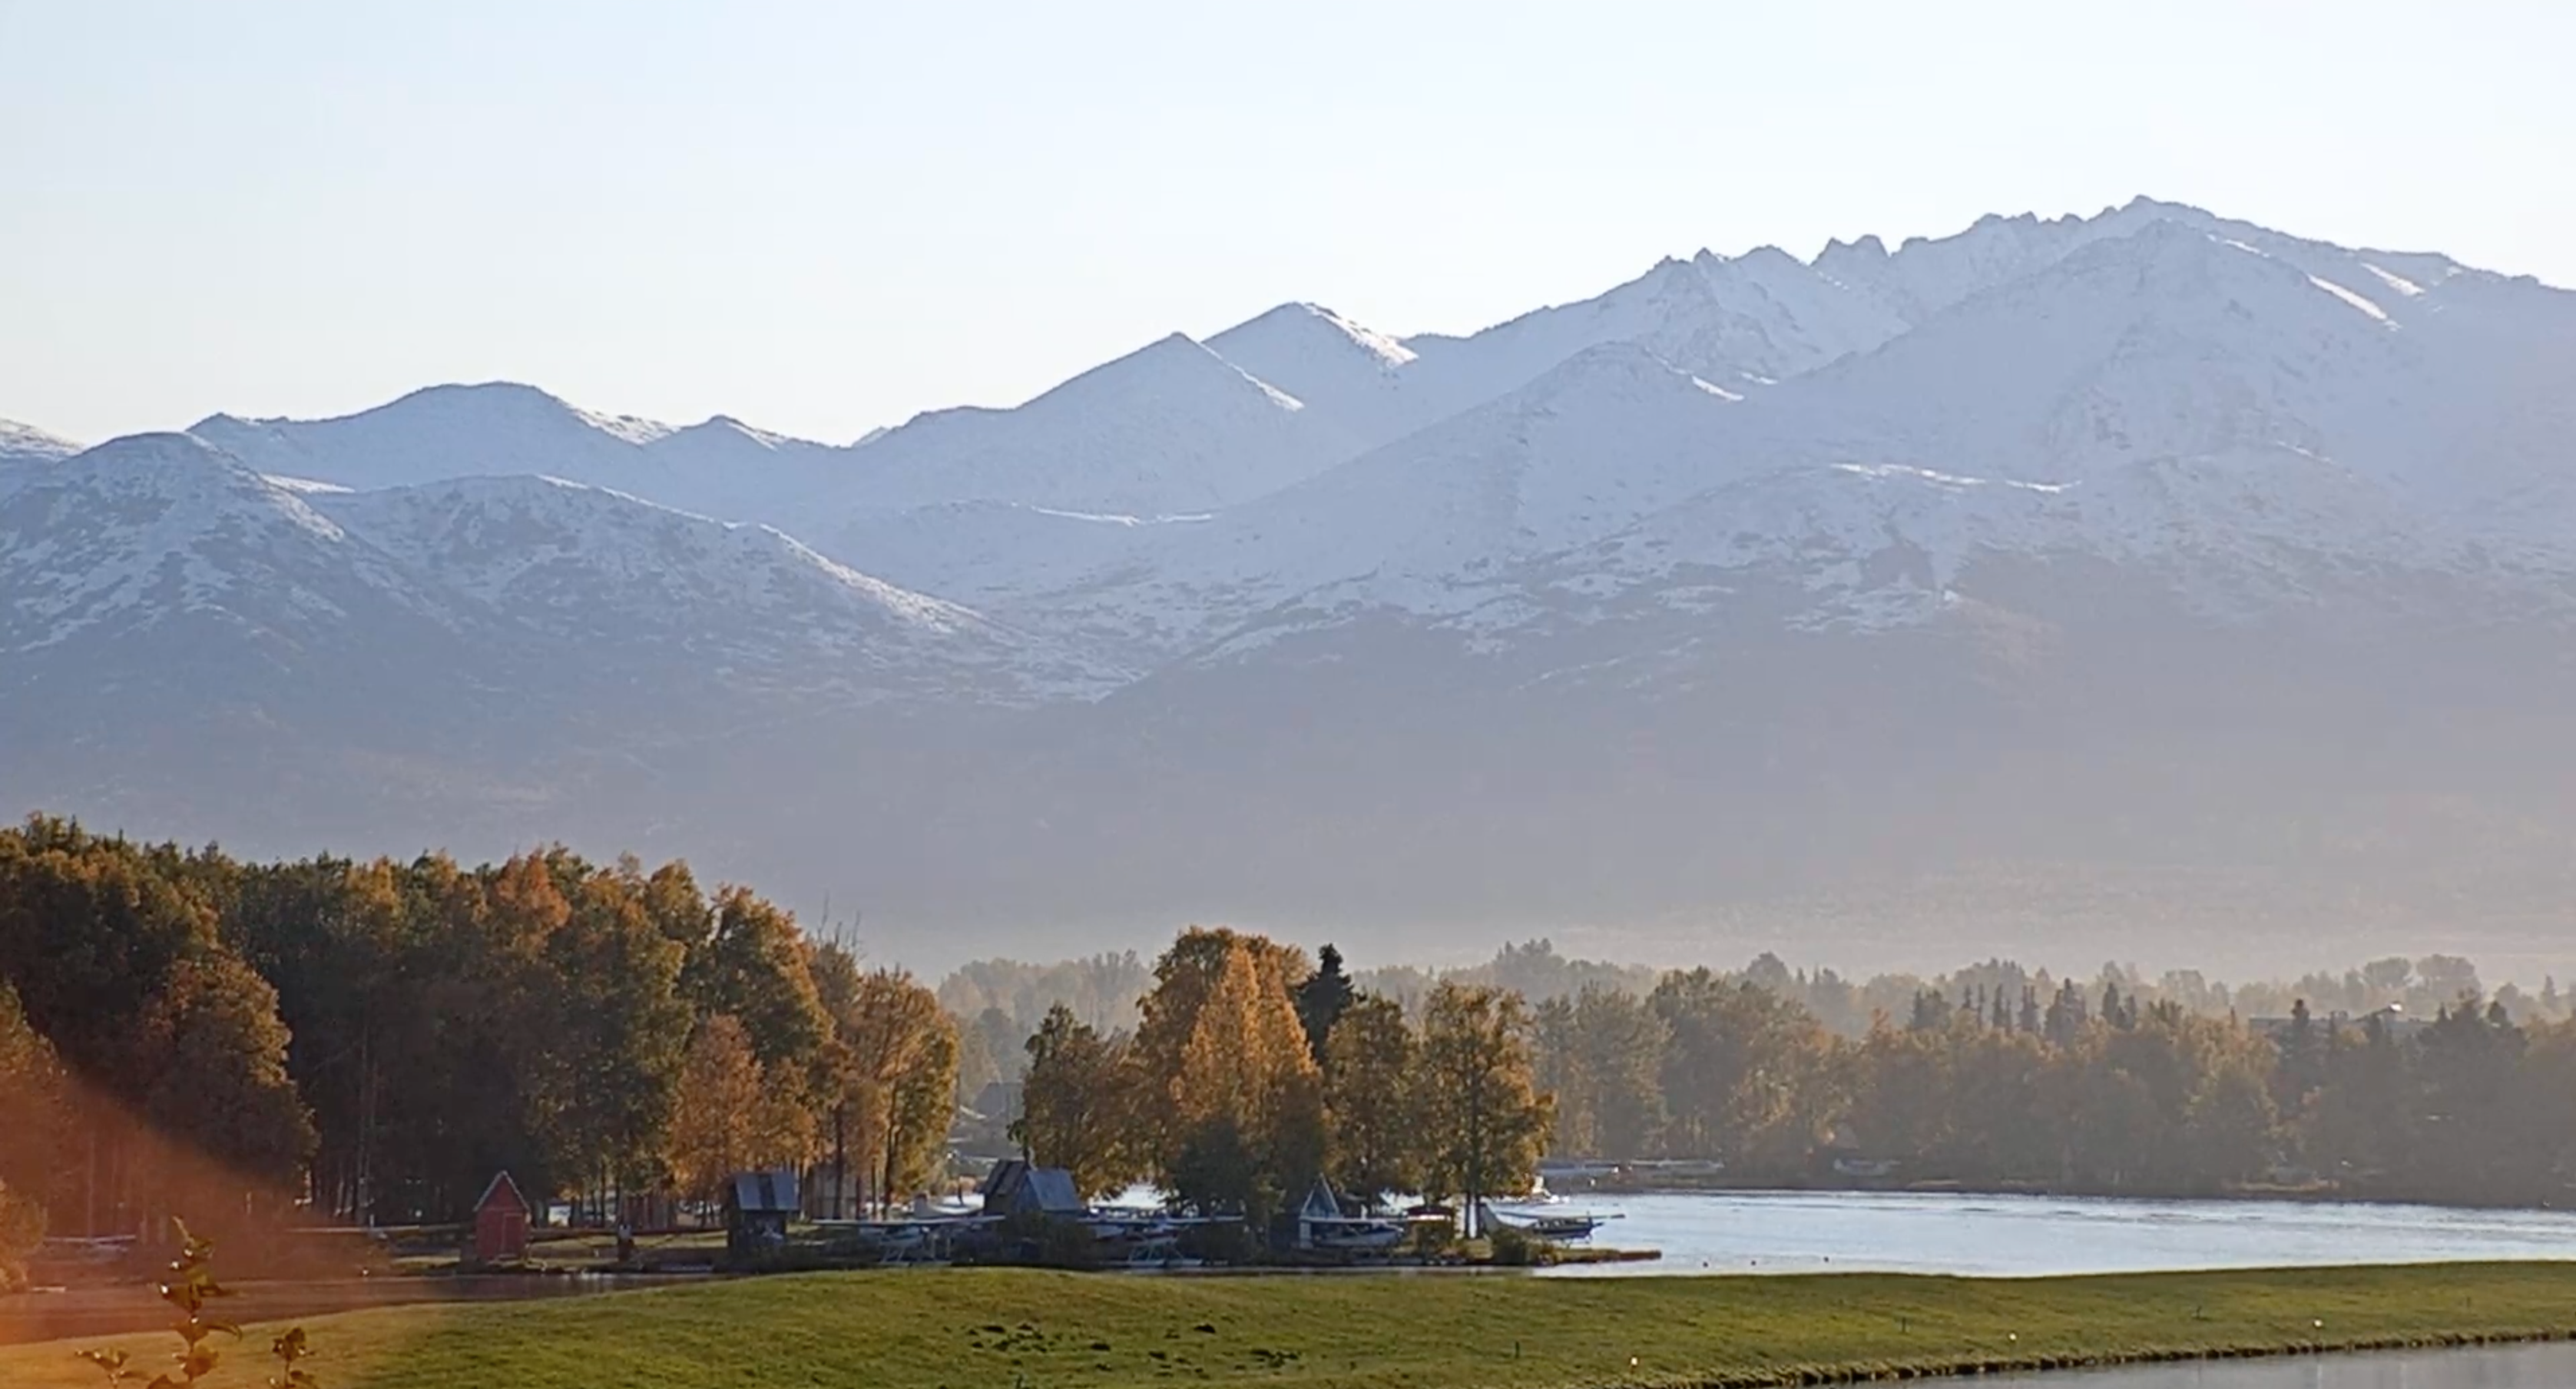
1999,1342,2576,1387
1533,1190,2576,1278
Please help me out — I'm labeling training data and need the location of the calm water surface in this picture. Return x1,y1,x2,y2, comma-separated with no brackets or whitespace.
1536,1190,2576,1278
1999,1342,2576,1387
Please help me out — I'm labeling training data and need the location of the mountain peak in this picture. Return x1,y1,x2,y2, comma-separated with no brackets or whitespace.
78,429,243,473
1502,340,1726,412
2117,193,2211,219
194,382,675,447
1029,330,1303,414
182,382,685,494
656,414,825,455
1211,302,1419,370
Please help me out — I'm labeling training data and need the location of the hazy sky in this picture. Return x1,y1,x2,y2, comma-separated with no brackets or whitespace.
5,1,2571,445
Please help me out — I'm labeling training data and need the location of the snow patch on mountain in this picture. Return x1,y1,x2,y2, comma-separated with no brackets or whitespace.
261,475,354,496
2306,274,2396,324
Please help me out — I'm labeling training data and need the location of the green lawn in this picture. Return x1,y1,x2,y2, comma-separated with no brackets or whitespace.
12,1262,2576,1388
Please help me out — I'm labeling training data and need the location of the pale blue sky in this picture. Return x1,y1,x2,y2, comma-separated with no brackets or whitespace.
5,0,2571,445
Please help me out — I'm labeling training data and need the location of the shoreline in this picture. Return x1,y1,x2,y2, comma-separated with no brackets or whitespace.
1554,1175,2568,1213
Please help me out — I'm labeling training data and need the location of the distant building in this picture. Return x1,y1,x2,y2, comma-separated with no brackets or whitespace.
472,1171,531,1266
723,1169,800,1261
978,1159,1084,1220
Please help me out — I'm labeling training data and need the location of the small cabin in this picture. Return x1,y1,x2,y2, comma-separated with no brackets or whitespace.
472,1171,531,1266
723,1169,800,1260
979,1159,1084,1221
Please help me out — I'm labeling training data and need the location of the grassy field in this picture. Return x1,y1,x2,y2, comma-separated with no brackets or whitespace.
9,1262,2576,1388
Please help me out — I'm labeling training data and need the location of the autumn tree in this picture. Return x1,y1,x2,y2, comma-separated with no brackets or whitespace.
1132,929,1313,1091
665,1014,767,1200
527,868,691,1201
815,953,960,1214
1415,982,1553,1237
135,954,316,1208
1014,1004,1139,1199
1162,936,1324,1221
683,887,833,1078
1320,994,1419,1205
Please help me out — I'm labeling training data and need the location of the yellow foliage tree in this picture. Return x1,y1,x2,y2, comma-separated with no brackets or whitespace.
666,1013,767,1201
1418,982,1554,1237
1323,994,1420,1205
1151,931,1323,1220
816,957,960,1215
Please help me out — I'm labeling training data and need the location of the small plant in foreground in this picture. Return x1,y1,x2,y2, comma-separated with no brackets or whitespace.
77,1219,317,1389
268,1327,319,1389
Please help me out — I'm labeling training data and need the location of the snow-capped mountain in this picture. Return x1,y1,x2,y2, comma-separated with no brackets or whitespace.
1006,212,2576,665
182,330,1379,544
313,476,1121,703
1399,244,1909,413
1203,303,1429,453
1021,341,1754,656
1811,196,2476,333
0,419,82,467
828,331,1354,519
2,433,1101,715
192,383,677,492
0,433,463,658
12,197,2576,966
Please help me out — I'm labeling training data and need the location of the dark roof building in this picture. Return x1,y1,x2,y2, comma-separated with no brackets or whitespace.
723,1169,800,1261
979,1159,1085,1219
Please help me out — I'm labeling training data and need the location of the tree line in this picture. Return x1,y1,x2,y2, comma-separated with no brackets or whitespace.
1000,939,2576,1208
1529,970,2576,1203
0,816,956,1262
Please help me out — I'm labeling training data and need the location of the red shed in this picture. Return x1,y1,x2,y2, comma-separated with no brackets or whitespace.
473,1171,531,1265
